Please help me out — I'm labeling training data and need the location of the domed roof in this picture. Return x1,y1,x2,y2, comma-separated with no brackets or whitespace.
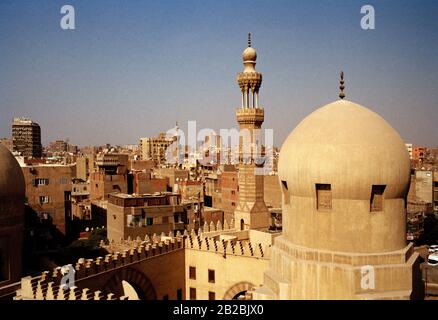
242,47,257,62
278,99,410,200
0,143,25,198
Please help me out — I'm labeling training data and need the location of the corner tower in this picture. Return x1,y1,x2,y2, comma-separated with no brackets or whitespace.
234,34,271,231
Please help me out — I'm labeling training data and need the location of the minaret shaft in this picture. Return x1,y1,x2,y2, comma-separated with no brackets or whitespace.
233,34,270,231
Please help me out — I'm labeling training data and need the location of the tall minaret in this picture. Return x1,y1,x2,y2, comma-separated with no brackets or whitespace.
234,34,271,231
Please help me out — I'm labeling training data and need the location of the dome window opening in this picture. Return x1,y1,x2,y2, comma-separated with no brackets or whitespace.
281,180,290,205
316,183,332,210
370,185,386,212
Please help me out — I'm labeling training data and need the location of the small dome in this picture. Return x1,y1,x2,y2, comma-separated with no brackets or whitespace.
0,144,25,198
279,99,410,201
242,47,257,62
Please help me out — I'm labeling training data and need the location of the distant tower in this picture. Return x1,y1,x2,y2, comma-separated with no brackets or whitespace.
234,34,271,231
12,117,42,158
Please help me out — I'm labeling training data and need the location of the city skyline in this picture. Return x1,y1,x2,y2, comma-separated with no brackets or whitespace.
1,0,437,147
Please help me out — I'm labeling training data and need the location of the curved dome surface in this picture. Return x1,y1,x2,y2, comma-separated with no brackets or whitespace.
278,99,410,253
0,144,25,199
242,47,257,62
279,99,410,201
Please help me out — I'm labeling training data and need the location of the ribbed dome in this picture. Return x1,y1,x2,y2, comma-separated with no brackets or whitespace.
279,99,410,200
0,143,25,198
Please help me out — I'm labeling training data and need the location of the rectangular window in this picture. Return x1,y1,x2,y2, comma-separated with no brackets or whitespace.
34,178,49,186
208,292,215,300
208,269,215,283
189,287,196,300
127,215,142,227
316,184,331,210
189,266,196,280
39,196,50,204
146,217,153,226
370,185,386,212
177,289,182,300
162,216,169,224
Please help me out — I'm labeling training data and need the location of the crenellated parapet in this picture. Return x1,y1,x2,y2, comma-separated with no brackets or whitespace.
185,234,268,259
15,276,128,300
15,236,184,300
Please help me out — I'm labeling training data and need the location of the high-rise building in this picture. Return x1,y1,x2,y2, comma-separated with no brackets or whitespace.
233,34,271,231
12,117,42,158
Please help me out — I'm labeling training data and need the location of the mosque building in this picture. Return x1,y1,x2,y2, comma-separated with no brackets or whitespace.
0,35,424,301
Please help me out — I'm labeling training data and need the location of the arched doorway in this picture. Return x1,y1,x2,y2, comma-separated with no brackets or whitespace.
121,280,140,300
103,267,157,300
223,281,254,300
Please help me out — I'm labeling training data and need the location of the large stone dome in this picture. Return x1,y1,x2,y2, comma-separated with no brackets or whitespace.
0,143,25,198
279,99,410,200
278,99,410,253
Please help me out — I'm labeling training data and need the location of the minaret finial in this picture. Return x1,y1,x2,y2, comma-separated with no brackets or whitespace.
248,33,251,47
339,70,345,99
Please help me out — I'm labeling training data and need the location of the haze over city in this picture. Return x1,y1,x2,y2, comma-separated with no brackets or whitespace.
1,0,437,147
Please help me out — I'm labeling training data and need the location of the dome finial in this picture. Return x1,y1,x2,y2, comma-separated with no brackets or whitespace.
248,33,252,47
339,70,345,99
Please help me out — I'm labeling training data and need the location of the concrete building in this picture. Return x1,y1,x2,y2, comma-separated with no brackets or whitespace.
139,133,175,164
90,153,128,201
253,77,423,300
75,154,94,181
129,170,168,195
0,144,25,289
220,165,239,222
21,164,75,235
12,117,42,158
415,170,433,206
204,173,221,208
154,167,189,189
106,192,186,242
412,146,427,162
175,179,204,203
47,140,68,153
71,180,91,220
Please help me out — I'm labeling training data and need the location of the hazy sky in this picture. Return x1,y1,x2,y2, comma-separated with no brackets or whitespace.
1,0,437,147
